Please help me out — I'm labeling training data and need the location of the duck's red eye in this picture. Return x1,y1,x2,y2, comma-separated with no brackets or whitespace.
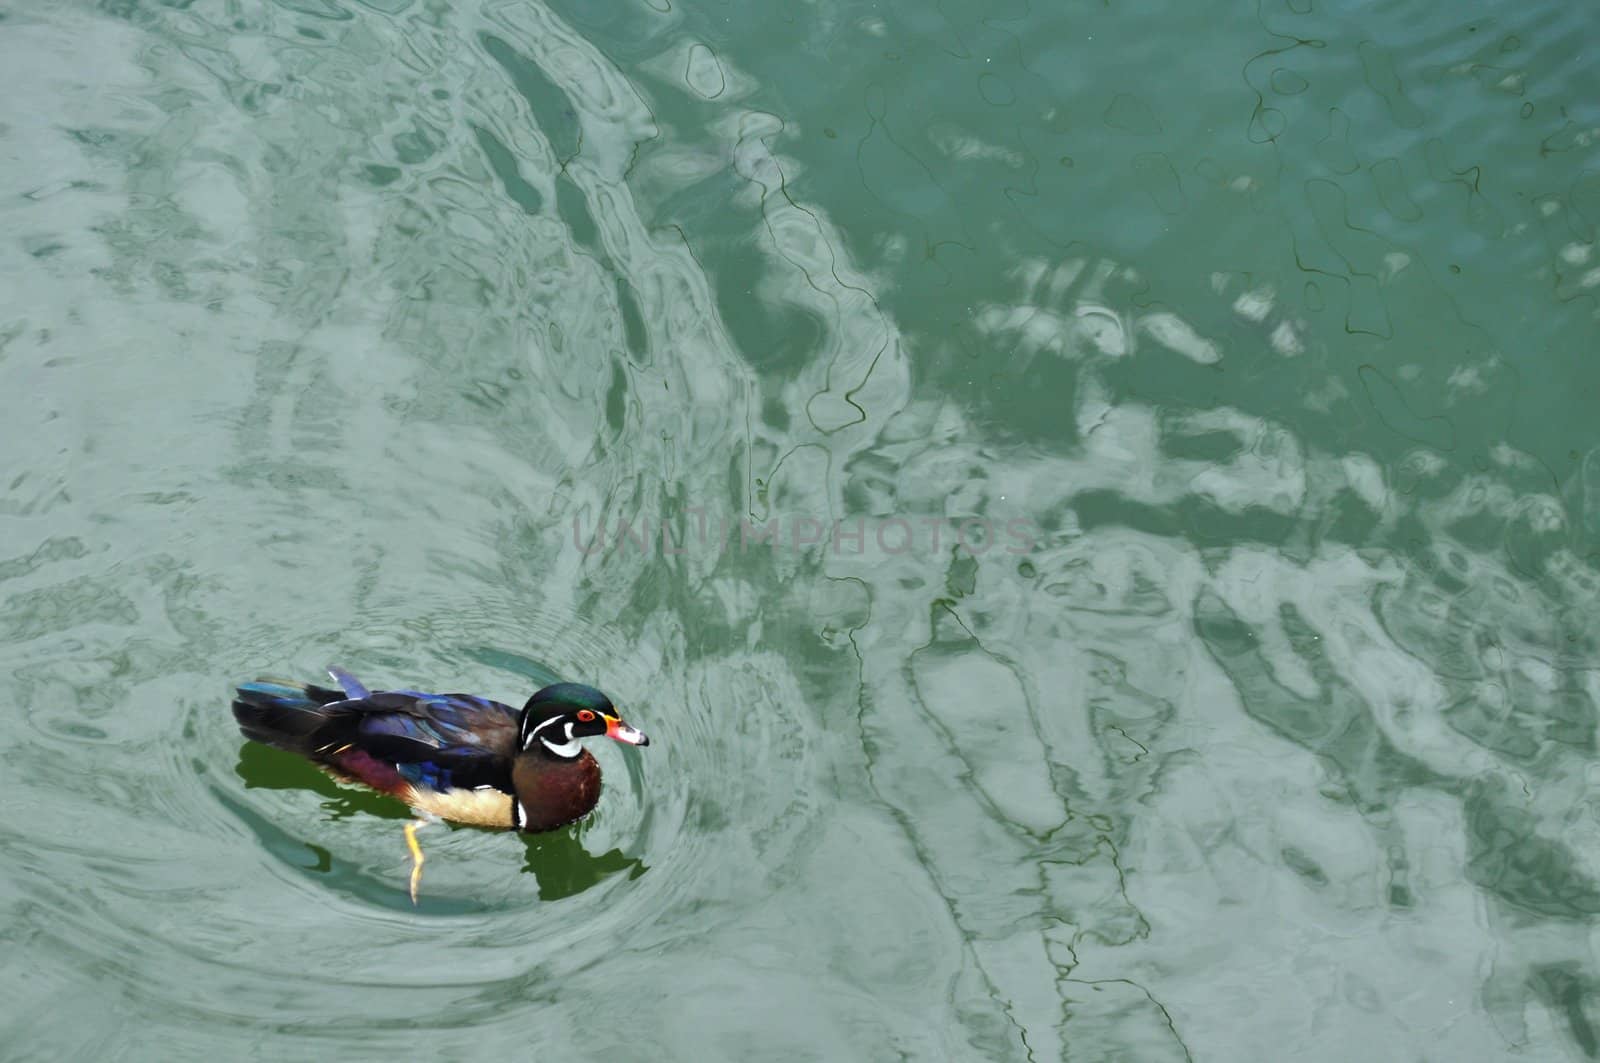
577,710,596,723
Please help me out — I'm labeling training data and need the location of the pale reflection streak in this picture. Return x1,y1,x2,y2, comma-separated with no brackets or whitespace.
856,250,1600,1057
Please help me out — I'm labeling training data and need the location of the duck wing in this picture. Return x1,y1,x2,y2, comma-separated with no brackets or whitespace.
342,690,521,792
233,675,523,795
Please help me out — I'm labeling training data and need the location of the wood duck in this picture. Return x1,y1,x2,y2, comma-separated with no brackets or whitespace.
232,666,649,902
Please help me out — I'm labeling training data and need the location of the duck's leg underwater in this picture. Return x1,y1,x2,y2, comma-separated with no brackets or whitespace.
404,818,430,905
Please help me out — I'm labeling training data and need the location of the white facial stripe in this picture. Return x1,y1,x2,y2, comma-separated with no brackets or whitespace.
523,714,581,758
523,715,564,751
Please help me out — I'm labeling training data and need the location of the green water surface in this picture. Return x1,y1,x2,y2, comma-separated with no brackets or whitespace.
3,0,1600,1059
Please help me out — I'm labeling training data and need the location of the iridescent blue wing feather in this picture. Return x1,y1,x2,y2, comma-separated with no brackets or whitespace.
326,665,370,700
345,690,521,792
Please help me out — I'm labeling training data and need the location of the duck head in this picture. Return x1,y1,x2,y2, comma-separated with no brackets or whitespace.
516,682,649,760
511,682,648,833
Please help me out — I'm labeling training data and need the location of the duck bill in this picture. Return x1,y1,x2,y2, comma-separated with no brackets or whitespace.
604,715,649,746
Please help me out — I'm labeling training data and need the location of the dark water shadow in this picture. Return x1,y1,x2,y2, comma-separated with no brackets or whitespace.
521,828,647,901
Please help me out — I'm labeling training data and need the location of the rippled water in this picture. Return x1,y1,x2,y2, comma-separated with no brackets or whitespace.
4,0,1600,1058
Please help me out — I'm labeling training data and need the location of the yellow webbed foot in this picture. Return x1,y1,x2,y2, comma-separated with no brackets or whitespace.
403,819,427,905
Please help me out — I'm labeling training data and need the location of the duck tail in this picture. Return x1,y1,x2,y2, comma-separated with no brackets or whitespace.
232,679,353,755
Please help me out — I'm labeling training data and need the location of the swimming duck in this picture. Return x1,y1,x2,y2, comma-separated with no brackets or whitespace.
232,666,648,901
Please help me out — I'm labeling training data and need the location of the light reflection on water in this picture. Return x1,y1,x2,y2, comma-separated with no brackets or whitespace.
2,0,1599,1058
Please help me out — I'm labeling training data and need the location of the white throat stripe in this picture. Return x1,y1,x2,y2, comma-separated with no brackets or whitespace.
526,715,580,758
